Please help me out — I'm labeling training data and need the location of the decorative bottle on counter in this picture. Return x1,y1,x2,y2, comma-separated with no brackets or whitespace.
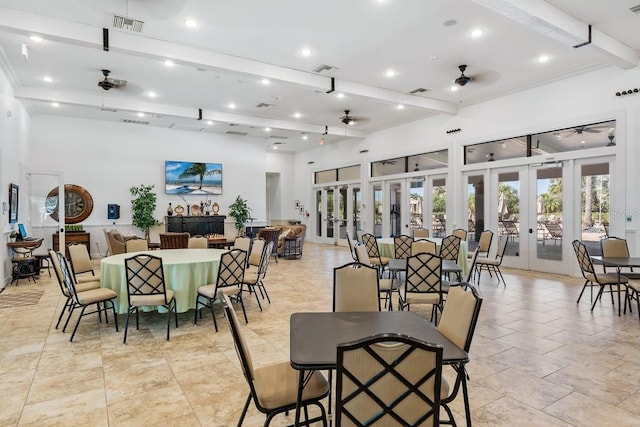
167,203,173,216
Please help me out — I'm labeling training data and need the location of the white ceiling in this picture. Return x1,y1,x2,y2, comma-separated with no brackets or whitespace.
0,0,638,153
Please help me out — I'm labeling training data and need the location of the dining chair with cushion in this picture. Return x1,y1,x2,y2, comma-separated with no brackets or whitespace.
257,228,280,263
335,332,443,427
472,230,494,259
452,228,468,241
361,233,391,277
56,252,118,342
222,292,329,427
412,239,438,256
49,249,101,330
233,236,252,252
394,234,414,260
413,228,429,239
123,254,178,343
573,239,627,311
188,235,208,249
345,230,359,262
437,283,483,426
194,248,247,332
125,238,149,252
600,236,640,279
475,234,509,286
401,252,444,323
248,237,266,269
242,241,274,311
333,261,381,312
440,235,461,262
159,232,190,249
354,245,399,311
67,243,95,280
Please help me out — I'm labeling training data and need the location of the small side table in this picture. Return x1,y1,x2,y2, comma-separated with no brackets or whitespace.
283,236,302,259
7,239,44,285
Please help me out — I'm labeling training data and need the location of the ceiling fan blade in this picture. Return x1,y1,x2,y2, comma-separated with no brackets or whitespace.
583,128,602,133
470,69,501,85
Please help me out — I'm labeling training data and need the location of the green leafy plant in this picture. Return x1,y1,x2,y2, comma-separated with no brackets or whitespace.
130,184,162,240
228,195,251,235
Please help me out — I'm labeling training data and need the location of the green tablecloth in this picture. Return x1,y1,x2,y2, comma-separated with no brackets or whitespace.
377,237,468,278
100,248,225,313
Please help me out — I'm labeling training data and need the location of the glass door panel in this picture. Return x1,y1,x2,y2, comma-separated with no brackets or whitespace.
372,184,383,237
466,173,486,250
535,166,563,262
389,181,402,237
409,178,425,234
352,186,362,240
326,188,335,239
580,163,610,256
27,172,64,252
337,186,347,240
432,177,447,238
498,171,521,258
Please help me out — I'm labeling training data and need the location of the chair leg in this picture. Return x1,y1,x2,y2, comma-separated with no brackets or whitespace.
56,297,72,329
576,280,590,303
210,298,218,332
108,300,119,332
237,393,252,427
62,304,76,332
123,308,133,344
69,305,88,342
252,285,263,311
193,296,201,325
238,294,249,324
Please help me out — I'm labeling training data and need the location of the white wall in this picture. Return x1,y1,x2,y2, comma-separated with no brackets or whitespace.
0,61,31,286
28,115,269,255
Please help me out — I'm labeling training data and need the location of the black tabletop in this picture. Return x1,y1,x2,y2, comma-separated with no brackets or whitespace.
591,256,640,268
290,311,468,371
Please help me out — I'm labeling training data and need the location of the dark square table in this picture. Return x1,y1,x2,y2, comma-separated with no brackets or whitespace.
290,311,469,426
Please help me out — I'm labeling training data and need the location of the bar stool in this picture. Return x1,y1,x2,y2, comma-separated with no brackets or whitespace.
11,255,37,285
34,254,51,277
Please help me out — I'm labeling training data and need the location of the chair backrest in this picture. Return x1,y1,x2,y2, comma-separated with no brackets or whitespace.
333,262,381,312
233,236,252,252
411,239,437,255
440,235,461,261
106,230,126,255
248,238,266,267
103,229,113,256
67,243,93,276
354,244,371,265
125,254,171,305
256,241,274,277
600,236,629,258
438,284,483,351
258,228,280,257
335,333,442,427
159,232,189,249
361,233,381,259
572,239,595,276
56,252,79,302
478,230,493,254
452,228,467,241
50,249,72,297
188,236,208,249
216,249,247,289
494,234,509,261
405,253,442,296
466,248,480,283
221,292,255,383
394,235,414,259
126,238,149,252
345,230,358,261
413,228,429,239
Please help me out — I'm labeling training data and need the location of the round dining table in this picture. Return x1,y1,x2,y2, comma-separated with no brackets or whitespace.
100,248,226,314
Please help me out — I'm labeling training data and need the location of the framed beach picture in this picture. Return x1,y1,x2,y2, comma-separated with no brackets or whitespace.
165,161,222,195
8,183,18,223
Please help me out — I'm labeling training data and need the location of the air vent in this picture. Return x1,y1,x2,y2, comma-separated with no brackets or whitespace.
226,130,248,136
630,4,640,14
409,88,429,94
229,123,239,127
256,103,275,108
112,15,144,32
272,141,285,145
312,64,339,74
99,107,118,113
268,135,289,140
169,123,206,131
121,119,149,125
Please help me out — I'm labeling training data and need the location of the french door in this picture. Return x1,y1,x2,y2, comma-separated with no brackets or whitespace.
26,171,65,251
314,184,361,245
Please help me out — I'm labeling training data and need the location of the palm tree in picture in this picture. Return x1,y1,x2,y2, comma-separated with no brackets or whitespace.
178,163,219,190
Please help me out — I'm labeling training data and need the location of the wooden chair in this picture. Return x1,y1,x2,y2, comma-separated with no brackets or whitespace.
258,228,280,263
159,232,189,249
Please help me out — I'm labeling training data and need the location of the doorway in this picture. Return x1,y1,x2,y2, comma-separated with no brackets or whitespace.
314,184,361,245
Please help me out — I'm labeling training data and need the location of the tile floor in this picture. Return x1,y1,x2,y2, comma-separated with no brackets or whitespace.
1,242,639,426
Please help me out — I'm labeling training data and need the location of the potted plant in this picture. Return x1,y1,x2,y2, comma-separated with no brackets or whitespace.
228,195,251,236
130,184,162,241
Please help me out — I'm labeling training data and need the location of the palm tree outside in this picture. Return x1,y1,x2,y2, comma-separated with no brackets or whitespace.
178,163,219,190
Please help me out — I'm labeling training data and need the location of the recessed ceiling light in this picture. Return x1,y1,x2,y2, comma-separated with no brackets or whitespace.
43,76,53,83
272,146,278,150
336,92,345,98
581,139,585,145
537,54,551,63
469,28,485,38
30,35,43,42
302,134,308,140
184,19,198,28
396,104,405,110
206,120,213,125
449,85,459,92
51,102,59,107
147,91,157,98
164,59,175,67
301,47,312,57
384,69,397,78
137,112,145,117
261,78,270,85
228,103,236,109
264,127,272,132
293,112,302,118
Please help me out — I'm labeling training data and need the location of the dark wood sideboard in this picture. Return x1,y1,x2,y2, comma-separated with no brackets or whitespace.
53,232,91,253
165,215,226,236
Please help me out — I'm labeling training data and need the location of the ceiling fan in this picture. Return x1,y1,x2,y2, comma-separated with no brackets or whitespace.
556,124,610,138
339,110,364,126
455,65,472,86
97,69,128,91
453,64,499,87
606,134,616,147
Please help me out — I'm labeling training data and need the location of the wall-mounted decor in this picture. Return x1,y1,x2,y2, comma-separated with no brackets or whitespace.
299,205,304,215
295,200,301,209
165,161,222,195
8,183,18,223
45,184,94,224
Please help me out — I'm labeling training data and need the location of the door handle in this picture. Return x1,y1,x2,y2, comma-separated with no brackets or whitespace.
529,228,533,233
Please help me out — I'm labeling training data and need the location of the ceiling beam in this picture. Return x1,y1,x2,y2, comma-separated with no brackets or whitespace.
473,0,638,68
0,7,458,114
